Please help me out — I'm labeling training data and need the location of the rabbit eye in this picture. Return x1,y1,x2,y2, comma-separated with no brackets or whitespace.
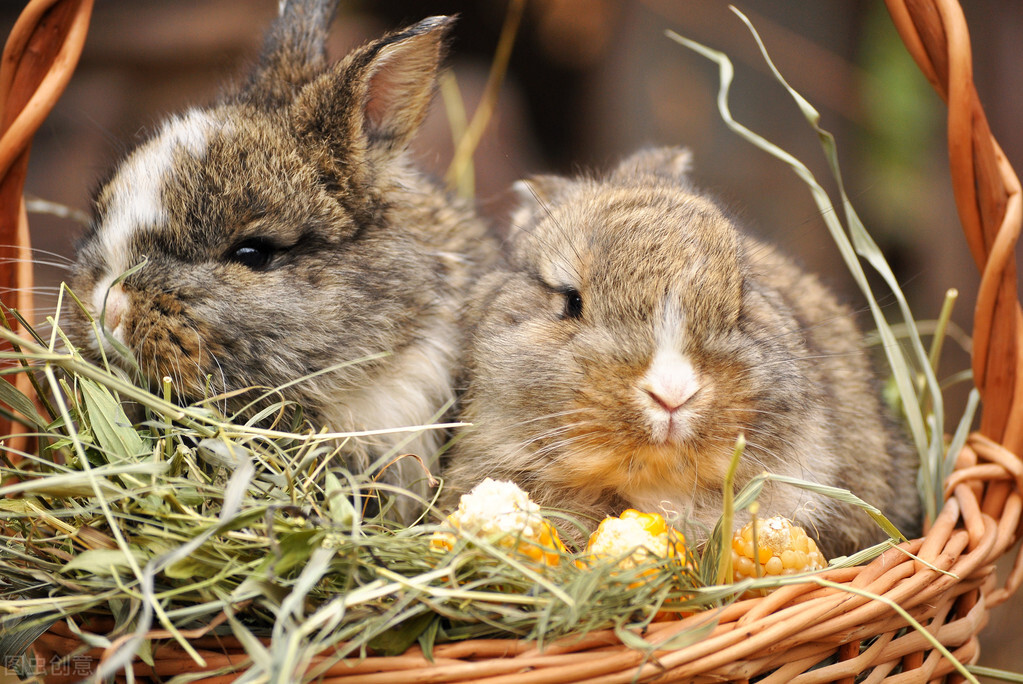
561,288,583,319
227,239,275,270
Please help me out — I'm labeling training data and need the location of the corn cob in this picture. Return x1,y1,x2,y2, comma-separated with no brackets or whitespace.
431,478,567,566
731,515,827,582
581,509,686,579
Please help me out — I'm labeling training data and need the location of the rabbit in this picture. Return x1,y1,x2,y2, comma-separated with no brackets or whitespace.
443,146,921,558
65,1,497,513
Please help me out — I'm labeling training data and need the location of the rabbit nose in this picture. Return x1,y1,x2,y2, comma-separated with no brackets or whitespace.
644,387,691,414
640,349,699,414
101,283,128,332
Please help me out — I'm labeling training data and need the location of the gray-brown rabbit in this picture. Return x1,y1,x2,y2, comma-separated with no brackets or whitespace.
66,1,496,509
444,147,920,557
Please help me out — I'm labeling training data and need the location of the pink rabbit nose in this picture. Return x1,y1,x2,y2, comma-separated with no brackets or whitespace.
640,349,699,414
102,284,128,332
643,386,690,414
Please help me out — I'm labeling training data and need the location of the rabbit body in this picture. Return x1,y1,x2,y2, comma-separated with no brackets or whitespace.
444,147,920,557
67,2,496,498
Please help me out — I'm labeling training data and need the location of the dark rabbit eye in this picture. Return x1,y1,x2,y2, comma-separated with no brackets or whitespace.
561,288,583,319
227,239,276,270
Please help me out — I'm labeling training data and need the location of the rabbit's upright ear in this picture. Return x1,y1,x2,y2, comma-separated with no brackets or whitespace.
242,0,340,107
510,177,564,218
290,16,454,166
507,175,571,245
612,147,693,182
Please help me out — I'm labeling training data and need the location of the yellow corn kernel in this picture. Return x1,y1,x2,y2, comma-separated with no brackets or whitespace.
581,510,691,621
431,478,567,567
731,515,826,584
580,509,686,580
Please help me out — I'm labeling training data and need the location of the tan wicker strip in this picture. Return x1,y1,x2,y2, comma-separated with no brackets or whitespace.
0,0,92,450
887,0,1023,453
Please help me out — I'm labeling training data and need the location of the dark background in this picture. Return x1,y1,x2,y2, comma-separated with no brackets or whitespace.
3,0,1021,677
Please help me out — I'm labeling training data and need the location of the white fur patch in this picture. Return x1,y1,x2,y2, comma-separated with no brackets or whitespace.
319,316,458,467
641,347,698,412
654,297,685,349
98,109,221,274
639,299,699,442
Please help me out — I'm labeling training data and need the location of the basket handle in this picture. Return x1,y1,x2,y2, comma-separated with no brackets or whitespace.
0,0,93,443
884,0,1023,456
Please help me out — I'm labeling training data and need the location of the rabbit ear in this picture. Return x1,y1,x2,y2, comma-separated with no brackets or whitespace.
242,0,340,107
359,16,453,149
290,16,454,164
612,146,693,181
508,176,570,243
511,175,568,209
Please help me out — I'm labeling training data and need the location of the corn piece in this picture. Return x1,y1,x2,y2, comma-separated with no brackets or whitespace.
431,478,566,566
580,510,691,621
731,515,826,583
580,509,686,580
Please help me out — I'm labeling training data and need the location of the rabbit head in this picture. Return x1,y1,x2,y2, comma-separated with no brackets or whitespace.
68,4,494,481
446,147,919,555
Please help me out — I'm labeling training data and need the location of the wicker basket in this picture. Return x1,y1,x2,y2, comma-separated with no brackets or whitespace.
2,0,1021,681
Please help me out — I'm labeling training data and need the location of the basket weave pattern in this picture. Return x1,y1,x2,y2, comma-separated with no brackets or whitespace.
2,0,1022,682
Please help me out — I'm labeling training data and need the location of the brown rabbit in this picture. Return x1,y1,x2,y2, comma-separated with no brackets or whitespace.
66,2,496,512
444,147,920,557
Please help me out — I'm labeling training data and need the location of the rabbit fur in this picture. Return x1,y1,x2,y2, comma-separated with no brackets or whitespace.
67,1,497,510
444,147,921,558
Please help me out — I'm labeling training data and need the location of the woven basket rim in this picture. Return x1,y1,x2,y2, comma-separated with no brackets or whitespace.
2,0,1022,682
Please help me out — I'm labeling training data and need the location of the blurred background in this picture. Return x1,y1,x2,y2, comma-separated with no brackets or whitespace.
2,0,1021,677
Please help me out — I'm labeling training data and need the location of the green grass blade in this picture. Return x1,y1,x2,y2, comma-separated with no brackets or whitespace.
0,376,48,429
79,379,148,460
666,16,944,521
